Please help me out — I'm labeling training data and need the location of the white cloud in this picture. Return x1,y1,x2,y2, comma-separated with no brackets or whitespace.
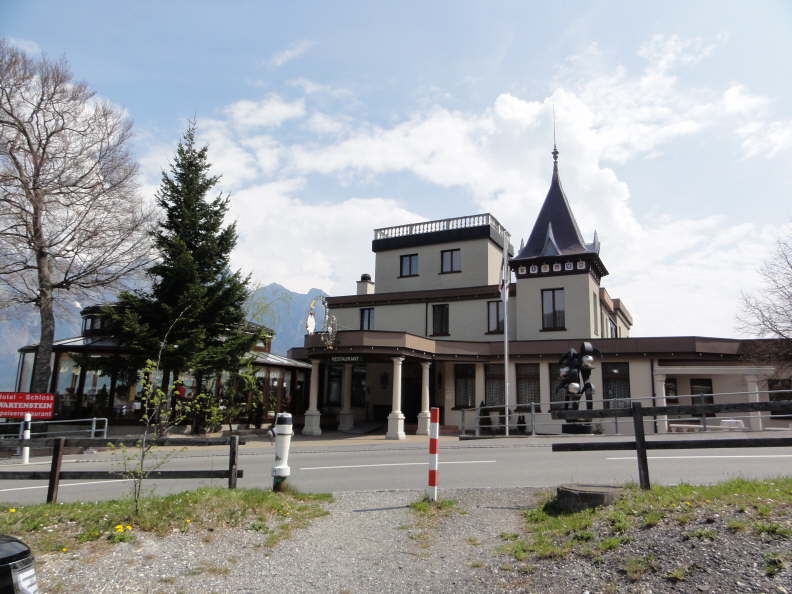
637,33,727,74
229,179,423,295
287,78,352,98
6,37,41,55
737,119,792,158
224,94,305,129
266,41,314,69
722,84,769,115
304,112,346,135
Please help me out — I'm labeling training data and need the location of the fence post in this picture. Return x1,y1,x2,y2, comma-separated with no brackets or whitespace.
631,402,651,490
228,435,239,489
90,418,97,439
46,437,65,504
21,413,31,465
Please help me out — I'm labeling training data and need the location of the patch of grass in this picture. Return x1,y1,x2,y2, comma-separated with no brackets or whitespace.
753,521,792,538
596,535,629,553
687,528,717,540
623,554,658,582
0,487,331,554
665,565,690,583
642,511,664,528
409,498,457,516
466,536,481,546
726,519,747,532
499,532,519,541
764,552,787,577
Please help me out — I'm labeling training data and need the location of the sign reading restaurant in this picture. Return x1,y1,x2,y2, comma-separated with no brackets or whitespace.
0,393,55,419
330,355,362,363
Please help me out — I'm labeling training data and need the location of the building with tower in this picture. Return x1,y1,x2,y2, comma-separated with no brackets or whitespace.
288,148,789,438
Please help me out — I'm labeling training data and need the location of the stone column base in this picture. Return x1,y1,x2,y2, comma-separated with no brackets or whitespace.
338,411,354,432
386,411,406,440
656,415,669,434
416,411,431,435
302,410,322,436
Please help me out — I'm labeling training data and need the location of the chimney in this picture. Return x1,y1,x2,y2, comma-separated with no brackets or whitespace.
357,273,375,295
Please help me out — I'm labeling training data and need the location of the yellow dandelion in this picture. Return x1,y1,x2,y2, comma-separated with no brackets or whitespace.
126,525,132,531
186,519,192,523
8,509,16,513
62,547,68,552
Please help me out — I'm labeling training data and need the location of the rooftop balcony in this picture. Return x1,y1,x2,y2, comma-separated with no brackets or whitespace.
374,213,509,241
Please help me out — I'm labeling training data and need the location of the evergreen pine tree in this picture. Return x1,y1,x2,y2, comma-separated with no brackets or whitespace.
107,124,260,426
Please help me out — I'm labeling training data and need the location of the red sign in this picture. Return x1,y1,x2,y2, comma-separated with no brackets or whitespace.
0,393,55,419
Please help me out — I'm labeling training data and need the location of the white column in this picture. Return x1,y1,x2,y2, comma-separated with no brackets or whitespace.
539,361,551,413
302,359,322,436
746,375,763,431
653,373,669,433
416,361,432,435
387,357,406,440
338,363,354,432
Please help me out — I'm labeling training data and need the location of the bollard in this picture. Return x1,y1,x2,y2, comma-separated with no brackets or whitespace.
272,412,293,492
426,407,439,501
22,413,31,465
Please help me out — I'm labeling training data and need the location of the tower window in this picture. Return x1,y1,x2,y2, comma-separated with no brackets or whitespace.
541,288,565,330
440,249,461,273
399,254,419,277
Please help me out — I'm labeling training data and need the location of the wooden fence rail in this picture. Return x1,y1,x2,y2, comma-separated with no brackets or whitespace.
552,402,792,490
0,436,243,503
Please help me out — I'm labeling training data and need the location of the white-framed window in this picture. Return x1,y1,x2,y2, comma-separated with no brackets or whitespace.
360,308,374,330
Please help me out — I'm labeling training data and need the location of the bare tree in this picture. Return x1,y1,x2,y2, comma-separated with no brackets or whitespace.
0,40,151,392
739,237,792,364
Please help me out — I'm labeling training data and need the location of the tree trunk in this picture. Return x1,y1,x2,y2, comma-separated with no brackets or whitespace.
31,253,54,393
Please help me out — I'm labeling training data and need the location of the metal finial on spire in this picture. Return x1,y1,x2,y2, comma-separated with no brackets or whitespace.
552,106,559,164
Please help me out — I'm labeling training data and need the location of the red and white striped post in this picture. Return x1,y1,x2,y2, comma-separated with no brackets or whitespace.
426,407,440,501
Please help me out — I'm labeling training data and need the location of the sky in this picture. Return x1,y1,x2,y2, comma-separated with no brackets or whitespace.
3,0,792,338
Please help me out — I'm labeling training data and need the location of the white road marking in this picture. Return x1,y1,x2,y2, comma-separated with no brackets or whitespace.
607,454,792,461
0,460,81,467
0,479,130,493
300,460,496,471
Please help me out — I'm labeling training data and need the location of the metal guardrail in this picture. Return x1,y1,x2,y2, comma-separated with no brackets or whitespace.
459,390,792,437
0,417,109,441
374,213,508,240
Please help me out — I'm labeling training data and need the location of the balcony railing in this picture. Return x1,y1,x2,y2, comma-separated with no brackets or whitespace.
374,213,508,240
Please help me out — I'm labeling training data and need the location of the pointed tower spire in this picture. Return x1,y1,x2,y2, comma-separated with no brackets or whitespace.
552,106,559,168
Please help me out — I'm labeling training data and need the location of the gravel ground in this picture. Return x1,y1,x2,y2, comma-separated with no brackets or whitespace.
36,487,792,593
37,488,542,593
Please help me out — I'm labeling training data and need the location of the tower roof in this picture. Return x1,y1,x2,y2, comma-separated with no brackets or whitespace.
514,147,598,260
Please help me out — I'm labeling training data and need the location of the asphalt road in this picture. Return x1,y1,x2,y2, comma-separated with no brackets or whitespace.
1,434,792,504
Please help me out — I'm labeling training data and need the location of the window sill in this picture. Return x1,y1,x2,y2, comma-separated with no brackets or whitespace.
431,333,450,337
439,270,462,275
398,274,419,278
540,327,567,332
